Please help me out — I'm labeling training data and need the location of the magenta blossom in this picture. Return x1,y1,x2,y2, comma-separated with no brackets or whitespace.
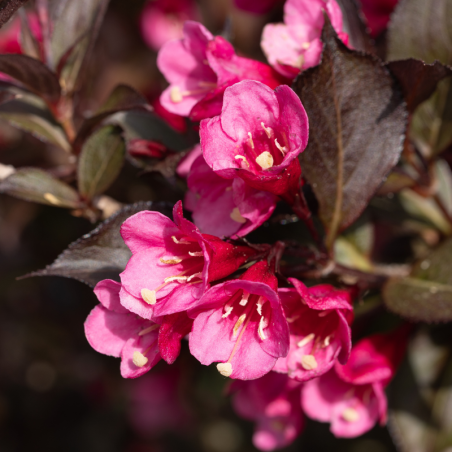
273,279,353,381
261,0,349,79
185,153,277,237
301,327,409,437
188,261,289,380
231,372,303,451
140,0,199,51
176,144,203,178
358,0,399,37
157,21,286,121
200,80,308,197
84,279,161,378
119,201,258,320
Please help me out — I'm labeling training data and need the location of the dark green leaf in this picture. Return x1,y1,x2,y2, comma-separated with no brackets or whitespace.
77,125,125,200
24,201,173,287
0,0,29,28
294,17,407,249
383,239,452,322
0,54,60,103
0,168,81,208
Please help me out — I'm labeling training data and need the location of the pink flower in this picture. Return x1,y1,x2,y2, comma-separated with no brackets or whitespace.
200,80,308,197
84,279,161,378
301,327,409,437
0,13,41,54
176,144,203,178
188,260,290,380
261,0,349,79
140,0,199,51
185,153,277,237
119,201,259,319
158,311,193,364
234,0,282,15
231,372,303,451
358,0,399,37
157,21,286,121
273,279,353,381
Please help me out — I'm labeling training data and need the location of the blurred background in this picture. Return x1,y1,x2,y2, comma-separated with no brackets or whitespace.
0,0,405,450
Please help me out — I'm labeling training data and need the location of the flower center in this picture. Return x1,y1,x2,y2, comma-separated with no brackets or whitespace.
170,81,217,103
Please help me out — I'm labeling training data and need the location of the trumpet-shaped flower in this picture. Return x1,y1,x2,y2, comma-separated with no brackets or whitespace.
200,80,308,196
185,154,277,237
231,372,303,451
261,0,349,78
119,201,258,319
358,0,399,37
157,21,285,120
301,327,409,437
189,261,289,380
273,279,353,381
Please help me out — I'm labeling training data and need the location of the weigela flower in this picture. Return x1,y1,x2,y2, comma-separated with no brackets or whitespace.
185,153,277,237
231,372,303,451
273,279,353,381
188,260,290,380
157,21,285,121
358,0,399,37
119,200,258,319
84,279,161,378
301,327,409,437
261,0,349,79
140,0,199,51
200,80,308,196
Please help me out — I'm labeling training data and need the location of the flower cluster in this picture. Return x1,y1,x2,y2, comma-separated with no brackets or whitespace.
83,2,409,450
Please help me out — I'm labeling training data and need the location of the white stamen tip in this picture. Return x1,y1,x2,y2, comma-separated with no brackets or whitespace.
187,272,202,282
274,138,287,155
261,122,273,138
138,324,160,336
132,351,149,367
171,236,191,244
170,86,183,103
239,292,250,306
235,155,249,168
230,207,247,224
160,257,183,264
217,362,233,377
188,251,203,257
256,151,274,170
342,407,360,423
301,42,311,50
141,288,157,305
318,310,330,317
286,314,300,323
248,132,255,149
301,354,318,370
233,314,246,337
297,333,315,348
256,296,266,315
258,316,268,340
323,335,331,347
222,306,234,318
44,193,62,206
295,54,305,68
164,275,188,283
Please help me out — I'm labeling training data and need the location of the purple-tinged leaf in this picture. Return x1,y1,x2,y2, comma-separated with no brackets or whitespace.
0,54,60,103
24,201,173,287
294,17,407,249
0,0,28,28
387,59,452,113
77,125,125,201
0,167,81,208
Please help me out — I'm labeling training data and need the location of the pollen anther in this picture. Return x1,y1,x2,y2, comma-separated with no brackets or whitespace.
235,155,250,168
301,354,318,370
217,362,233,377
342,407,360,423
170,86,183,103
261,122,273,138
248,132,255,149
274,138,287,155
239,292,250,306
230,207,247,224
256,151,274,170
233,314,246,337
132,351,149,367
141,288,157,305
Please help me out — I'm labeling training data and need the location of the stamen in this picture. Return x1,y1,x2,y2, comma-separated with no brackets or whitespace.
295,54,305,69
188,251,203,257
256,151,274,170
171,236,192,244
261,122,273,139
233,314,246,338
301,354,318,370
297,333,315,348
248,132,254,149
239,292,250,306
217,362,233,377
256,297,266,315
258,316,268,340
301,42,311,50
159,256,183,264
274,138,287,155
235,155,249,168
286,314,300,323
222,305,234,319
141,288,157,305
342,407,360,423
138,324,159,336
230,207,247,224
318,310,330,317
187,272,202,282
164,275,188,283
323,335,331,347
170,86,183,103
132,351,148,367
